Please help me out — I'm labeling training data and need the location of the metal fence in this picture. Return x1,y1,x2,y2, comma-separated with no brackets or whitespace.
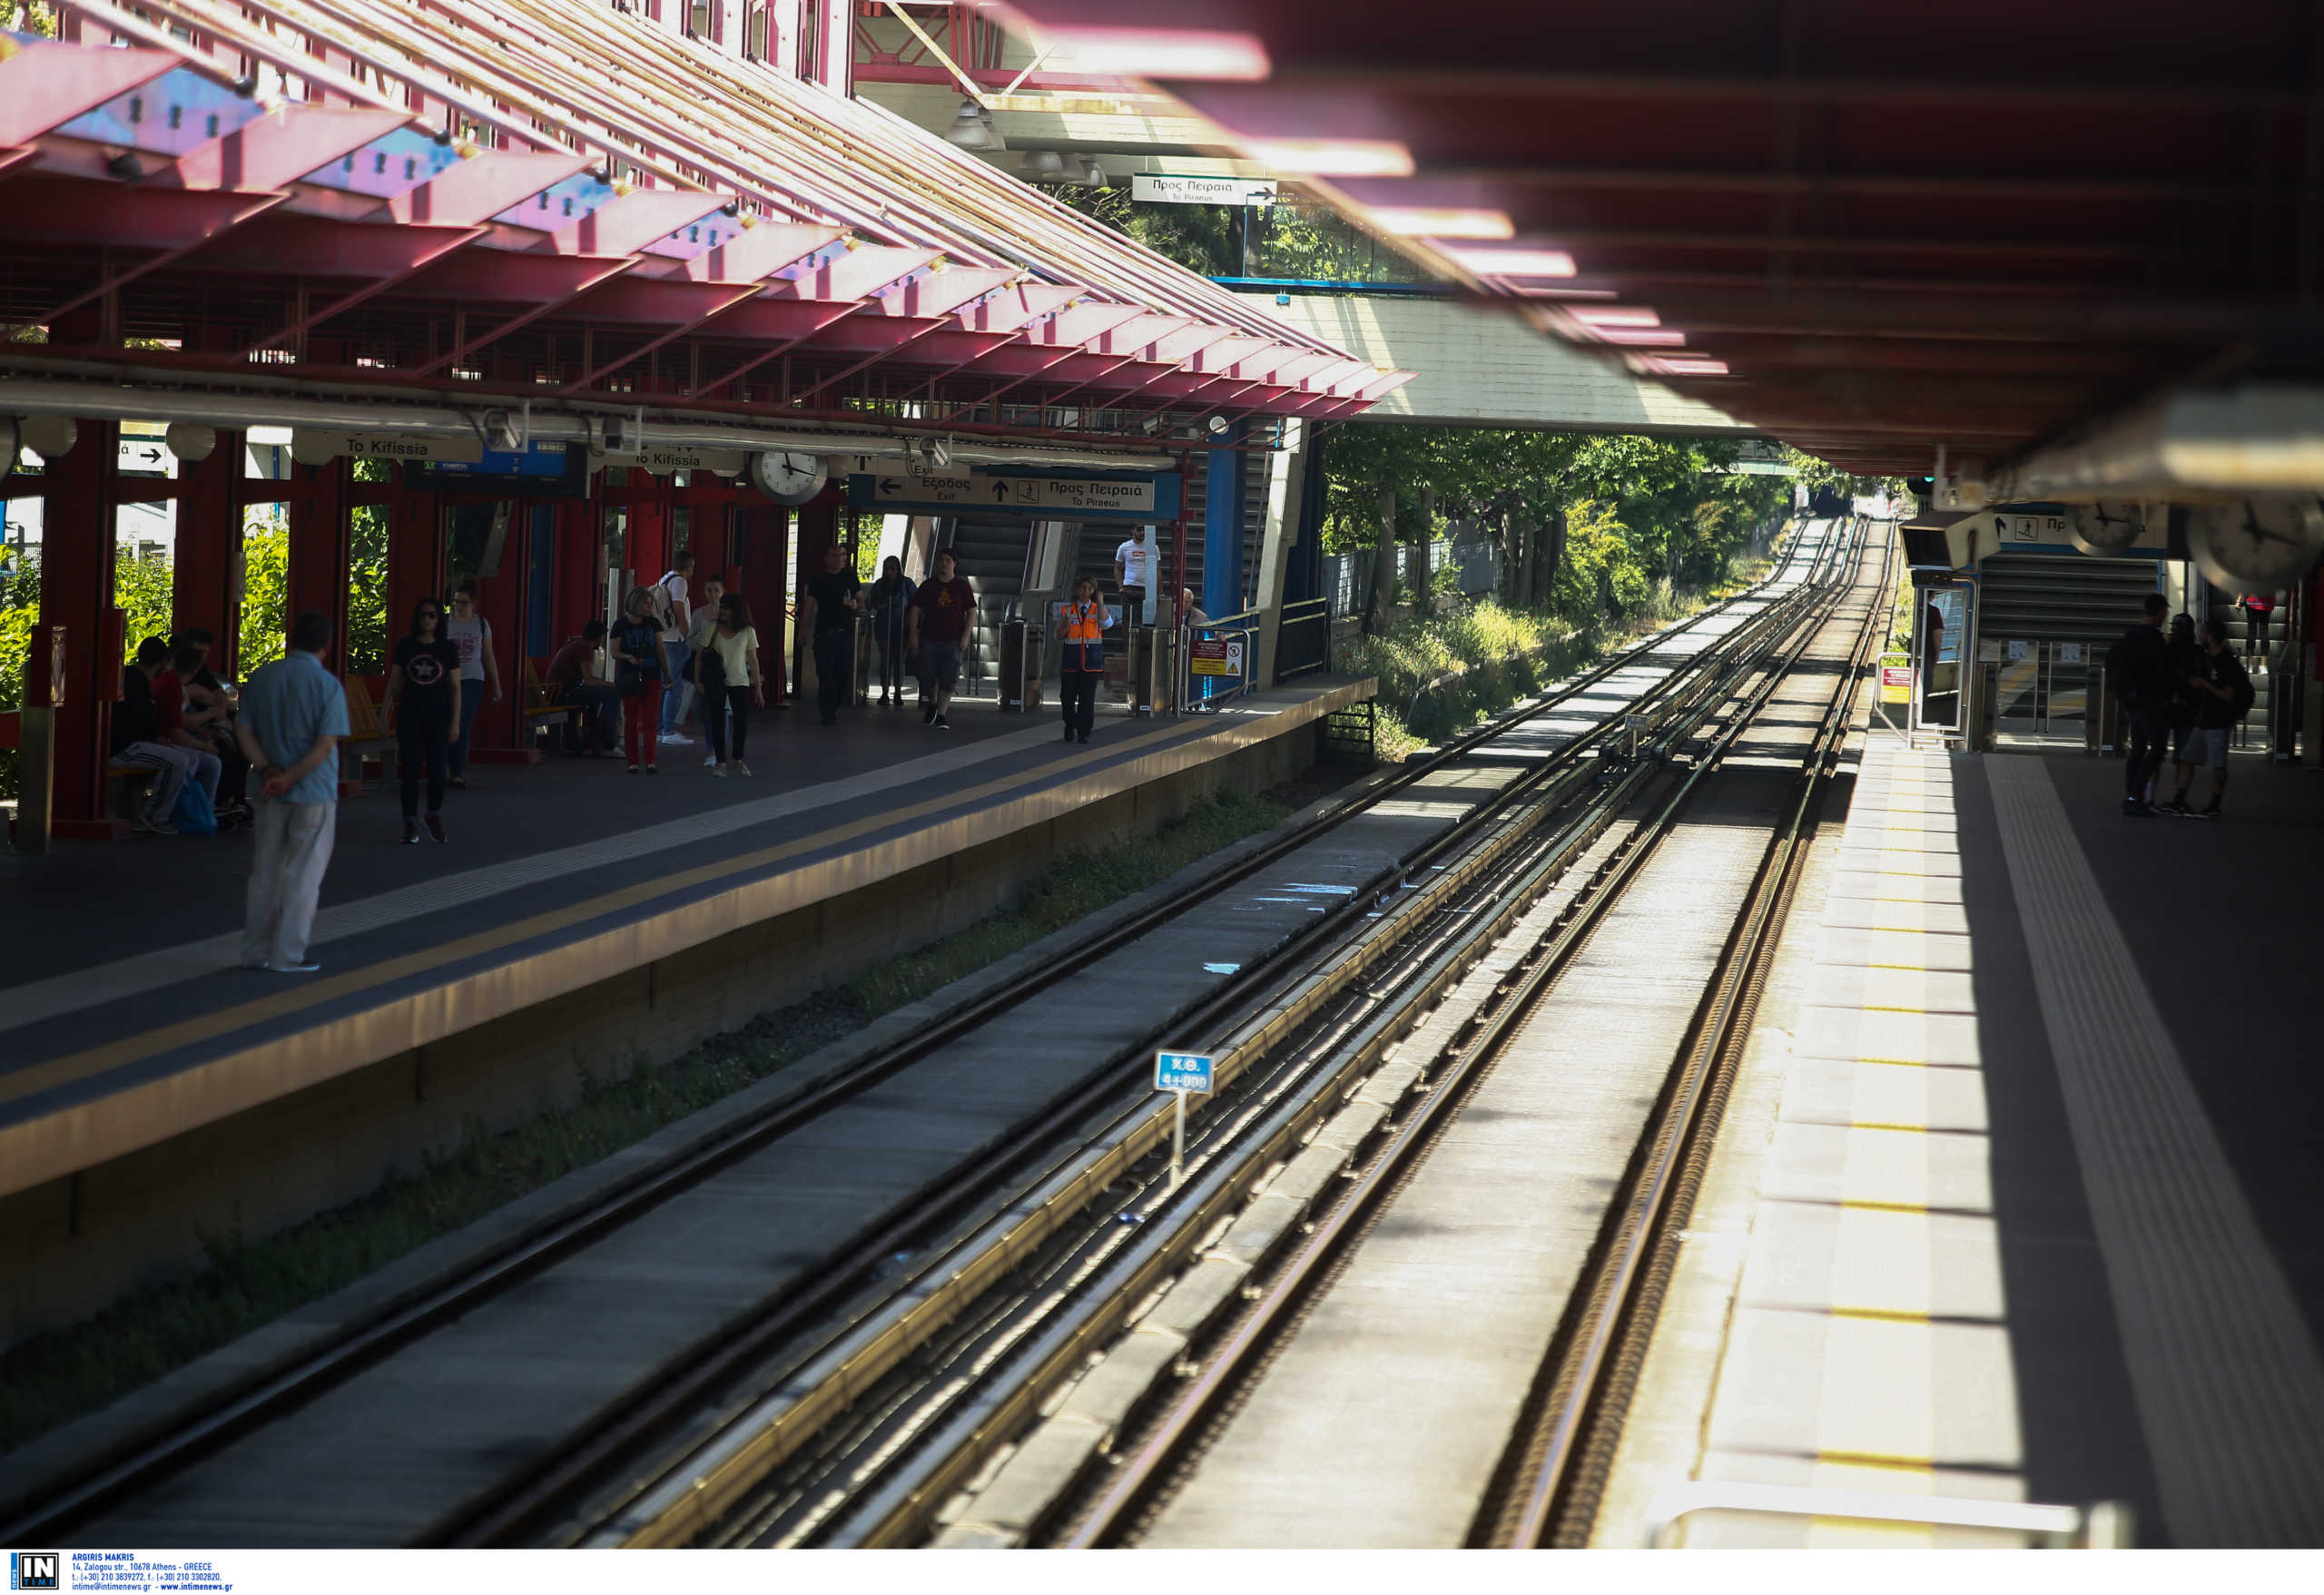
1276,596,1332,680
1180,604,1262,711
1320,537,1502,617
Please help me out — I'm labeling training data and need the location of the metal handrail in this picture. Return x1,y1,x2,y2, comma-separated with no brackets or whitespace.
1644,1482,2133,1549
1178,603,1264,711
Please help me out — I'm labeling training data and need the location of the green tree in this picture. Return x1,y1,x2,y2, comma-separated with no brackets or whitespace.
113,543,175,655
240,518,289,672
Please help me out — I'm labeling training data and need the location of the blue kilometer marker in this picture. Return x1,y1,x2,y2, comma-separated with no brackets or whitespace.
1204,961,1241,974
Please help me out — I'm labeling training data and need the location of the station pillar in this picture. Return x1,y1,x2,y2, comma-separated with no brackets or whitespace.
284,458,350,661
172,429,245,674
1203,426,1246,625
40,414,123,836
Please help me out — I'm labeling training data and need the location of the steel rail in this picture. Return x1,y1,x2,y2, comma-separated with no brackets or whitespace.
802,527,1863,1551
1,527,1828,1551
1499,517,1892,1549
444,529,1843,1548
1057,518,1872,1550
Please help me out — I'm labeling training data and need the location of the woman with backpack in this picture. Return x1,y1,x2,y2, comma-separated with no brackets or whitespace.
609,586,666,774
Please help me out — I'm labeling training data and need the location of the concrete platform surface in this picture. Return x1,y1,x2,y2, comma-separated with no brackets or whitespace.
1663,743,2324,1549
0,679,1368,1201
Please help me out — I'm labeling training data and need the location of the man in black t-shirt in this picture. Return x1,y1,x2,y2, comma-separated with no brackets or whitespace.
801,543,862,727
2106,593,2175,816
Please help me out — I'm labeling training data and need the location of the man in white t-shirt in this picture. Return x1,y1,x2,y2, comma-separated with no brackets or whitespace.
655,551,694,743
1114,527,1156,625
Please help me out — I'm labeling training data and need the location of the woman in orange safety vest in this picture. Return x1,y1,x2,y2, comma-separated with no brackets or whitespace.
1057,576,1116,745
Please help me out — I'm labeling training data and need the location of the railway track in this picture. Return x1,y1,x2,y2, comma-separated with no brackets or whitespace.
1027,515,1887,1550
4,517,1859,1551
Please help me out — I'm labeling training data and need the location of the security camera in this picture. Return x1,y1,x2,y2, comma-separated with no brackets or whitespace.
481,409,523,452
930,437,952,468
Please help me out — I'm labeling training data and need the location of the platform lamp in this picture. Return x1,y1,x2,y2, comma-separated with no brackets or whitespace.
1073,156,1107,188
20,413,77,459
1023,150,1066,182
944,97,1002,153
163,422,217,463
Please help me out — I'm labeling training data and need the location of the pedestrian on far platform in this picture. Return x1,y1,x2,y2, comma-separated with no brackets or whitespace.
802,543,862,728
234,612,348,973
443,580,503,788
2105,592,2173,818
907,547,974,732
1056,576,1114,744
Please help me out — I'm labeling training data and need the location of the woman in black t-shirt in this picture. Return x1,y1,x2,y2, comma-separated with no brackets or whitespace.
385,597,461,843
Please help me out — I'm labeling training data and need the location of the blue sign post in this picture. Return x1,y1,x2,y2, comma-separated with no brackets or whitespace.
1156,1050,1216,1188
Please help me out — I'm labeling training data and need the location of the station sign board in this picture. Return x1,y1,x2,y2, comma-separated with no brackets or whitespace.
1133,172,1276,207
311,432,487,464
607,446,746,477
1187,636,1245,677
1879,657,1915,704
848,468,1180,521
1156,1050,1216,1093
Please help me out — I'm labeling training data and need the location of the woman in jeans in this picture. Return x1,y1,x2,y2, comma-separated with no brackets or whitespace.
866,555,915,706
442,581,503,787
382,597,459,843
609,586,666,773
704,593,765,776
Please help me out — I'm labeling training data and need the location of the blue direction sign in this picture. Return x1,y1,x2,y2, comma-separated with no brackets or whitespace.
1156,1050,1216,1093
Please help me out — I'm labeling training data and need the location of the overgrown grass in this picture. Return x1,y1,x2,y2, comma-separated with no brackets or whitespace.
0,784,1295,1457
1345,541,1783,759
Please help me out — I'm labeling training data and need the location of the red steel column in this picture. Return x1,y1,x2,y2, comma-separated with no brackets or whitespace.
382,475,440,655
40,416,122,834
172,428,243,659
285,458,351,658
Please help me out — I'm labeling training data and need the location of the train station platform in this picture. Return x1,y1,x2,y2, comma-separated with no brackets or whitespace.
1613,739,2324,1549
0,676,1369,1344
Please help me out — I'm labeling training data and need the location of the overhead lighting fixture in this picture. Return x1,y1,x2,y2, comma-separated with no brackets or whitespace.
1023,150,1067,181
1074,155,1107,187
1040,27,1271,81
944,97,1000,152
1441,245,1575,278
1369,207,1513,240
1241,137,1414,177
1571,305,1660,328
1652,357,1731,376
1596,328,1688,346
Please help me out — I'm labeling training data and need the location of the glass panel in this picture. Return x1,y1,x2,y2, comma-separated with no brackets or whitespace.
348,498,389,675
114,500,177,661
241,502,290,673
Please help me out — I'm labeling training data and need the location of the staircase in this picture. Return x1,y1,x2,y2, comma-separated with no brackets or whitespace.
939,517,1032,698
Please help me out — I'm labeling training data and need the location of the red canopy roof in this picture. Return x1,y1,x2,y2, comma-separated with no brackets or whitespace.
0,1,1404,438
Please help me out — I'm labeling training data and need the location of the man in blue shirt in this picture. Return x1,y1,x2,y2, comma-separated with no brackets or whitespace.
233,612,350,973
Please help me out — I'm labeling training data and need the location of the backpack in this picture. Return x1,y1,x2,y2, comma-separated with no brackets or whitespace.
2231,661,2256,717
171,777,219,836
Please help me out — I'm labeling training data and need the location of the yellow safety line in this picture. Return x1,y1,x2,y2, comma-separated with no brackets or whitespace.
3,715,1216,1107
1840,1198,1930,1215
1828,1305,1935,1324
1814,1449,1938,1472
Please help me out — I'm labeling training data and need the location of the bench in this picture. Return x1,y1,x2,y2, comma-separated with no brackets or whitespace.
525,660,599,753
340,679,398,791
105,759,155,822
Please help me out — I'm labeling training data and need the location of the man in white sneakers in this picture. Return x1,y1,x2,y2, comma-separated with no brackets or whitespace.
654,551,694,745
236,612,348,973
1114,525,1157,625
